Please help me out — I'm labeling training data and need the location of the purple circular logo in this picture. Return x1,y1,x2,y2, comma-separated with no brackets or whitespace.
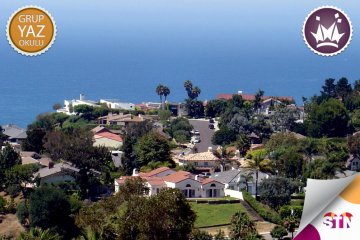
303,6,352,56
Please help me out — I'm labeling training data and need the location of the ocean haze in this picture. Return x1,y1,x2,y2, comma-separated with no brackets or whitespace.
0,0,359,126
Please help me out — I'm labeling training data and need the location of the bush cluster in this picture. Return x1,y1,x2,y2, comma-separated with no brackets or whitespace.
242,191,281,224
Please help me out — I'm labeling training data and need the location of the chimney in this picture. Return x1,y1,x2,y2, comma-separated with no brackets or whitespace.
80,93,85,101
195,175,199,181
238,90,243,94
208,147,212,152
132,168,138,176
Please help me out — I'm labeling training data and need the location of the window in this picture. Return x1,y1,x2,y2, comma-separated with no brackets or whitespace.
194,162,198,166
210,183,216,187
186,184,191,188
204,162,208,166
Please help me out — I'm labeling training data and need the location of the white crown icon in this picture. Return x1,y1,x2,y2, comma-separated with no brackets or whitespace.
311,13,345,48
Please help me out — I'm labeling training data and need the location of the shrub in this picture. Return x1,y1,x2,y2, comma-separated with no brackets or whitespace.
279,205,303,220
271,225,288,240
242,191,281,224
0,197,6,214
16,201,29,225
5,184,21,198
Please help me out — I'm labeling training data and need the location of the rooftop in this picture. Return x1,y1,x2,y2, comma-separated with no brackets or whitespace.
217,93,294,102
178,152,219,162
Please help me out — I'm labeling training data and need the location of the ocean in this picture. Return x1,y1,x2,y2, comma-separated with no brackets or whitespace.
1,0,360,127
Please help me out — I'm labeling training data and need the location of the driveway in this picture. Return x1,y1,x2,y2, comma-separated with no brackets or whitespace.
189,119,217,153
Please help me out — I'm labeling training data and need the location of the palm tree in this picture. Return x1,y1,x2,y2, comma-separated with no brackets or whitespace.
240,170,254,192
156,84,164,107
192,86,201,100
246,150,272,198
183,80,193,92
78,227,99,240
163,86,170,104
213,147,235,172
184,80,193,99
18,227,61,240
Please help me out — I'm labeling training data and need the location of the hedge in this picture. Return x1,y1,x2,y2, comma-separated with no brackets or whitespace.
279,205,303,219
242,191,282,224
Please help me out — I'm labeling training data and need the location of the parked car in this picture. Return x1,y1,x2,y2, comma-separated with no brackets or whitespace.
193,130,200,135
209,124,214,129
209,118,215,123
200,172,211,178
191,136,201,143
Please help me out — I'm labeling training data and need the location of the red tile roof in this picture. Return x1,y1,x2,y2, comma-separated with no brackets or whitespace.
217,93,294,102
145,177,166,186
139,167,172,177
162,171,193,183
201,178,224,186
95,132,123,142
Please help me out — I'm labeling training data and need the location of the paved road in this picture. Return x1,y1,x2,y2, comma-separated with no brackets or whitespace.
189,119,217,153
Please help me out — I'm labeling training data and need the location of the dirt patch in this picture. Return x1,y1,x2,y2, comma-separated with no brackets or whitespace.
0,214,25,239
256,221,276,233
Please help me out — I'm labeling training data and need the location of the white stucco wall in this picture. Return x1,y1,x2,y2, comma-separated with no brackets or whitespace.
93,138,122,149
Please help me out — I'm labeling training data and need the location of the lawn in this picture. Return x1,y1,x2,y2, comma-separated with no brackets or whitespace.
190,203,246,228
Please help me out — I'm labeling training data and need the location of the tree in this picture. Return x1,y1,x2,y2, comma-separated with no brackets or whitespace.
283,217,299,239
18,227,61,240
156,84,164,104
163,86,170,103
228,113,252,135
158,109,172,122
43,129,111,197
259,177,295,210
52,103,62,111
183,80,201,100
305,98,350,137
270,225,288,240
205,100,228,118
184,80,193,95
213,147,235,172
321,78,336,99
76,178,196,240
22,127,47,153
28,187,72,237
253,89,264,112
335,77,352,100
229,211,259,240
134,131,173,167
271,107,297,132
5,164,39,196
0,144,21,187
185,99,204,118
246,149,272,197
212,127,237,146
235,134,251,156
192,86,201,100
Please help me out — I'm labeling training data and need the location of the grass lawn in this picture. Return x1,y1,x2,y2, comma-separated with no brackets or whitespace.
190,203,246,228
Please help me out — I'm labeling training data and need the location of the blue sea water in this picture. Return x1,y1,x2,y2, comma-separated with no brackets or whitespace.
1,0,360,127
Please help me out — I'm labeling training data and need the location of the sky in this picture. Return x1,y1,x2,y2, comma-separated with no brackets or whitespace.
0,0,360,126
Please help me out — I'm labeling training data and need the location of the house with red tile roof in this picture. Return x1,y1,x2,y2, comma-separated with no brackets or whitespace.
217,92,295,103
115,167,225,198
92,126,123,149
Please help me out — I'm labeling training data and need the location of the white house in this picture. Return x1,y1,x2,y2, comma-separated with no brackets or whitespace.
100,99,135,110
34,163,79,185
211,168,270,196
57,94,99,115
115,167,225,198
